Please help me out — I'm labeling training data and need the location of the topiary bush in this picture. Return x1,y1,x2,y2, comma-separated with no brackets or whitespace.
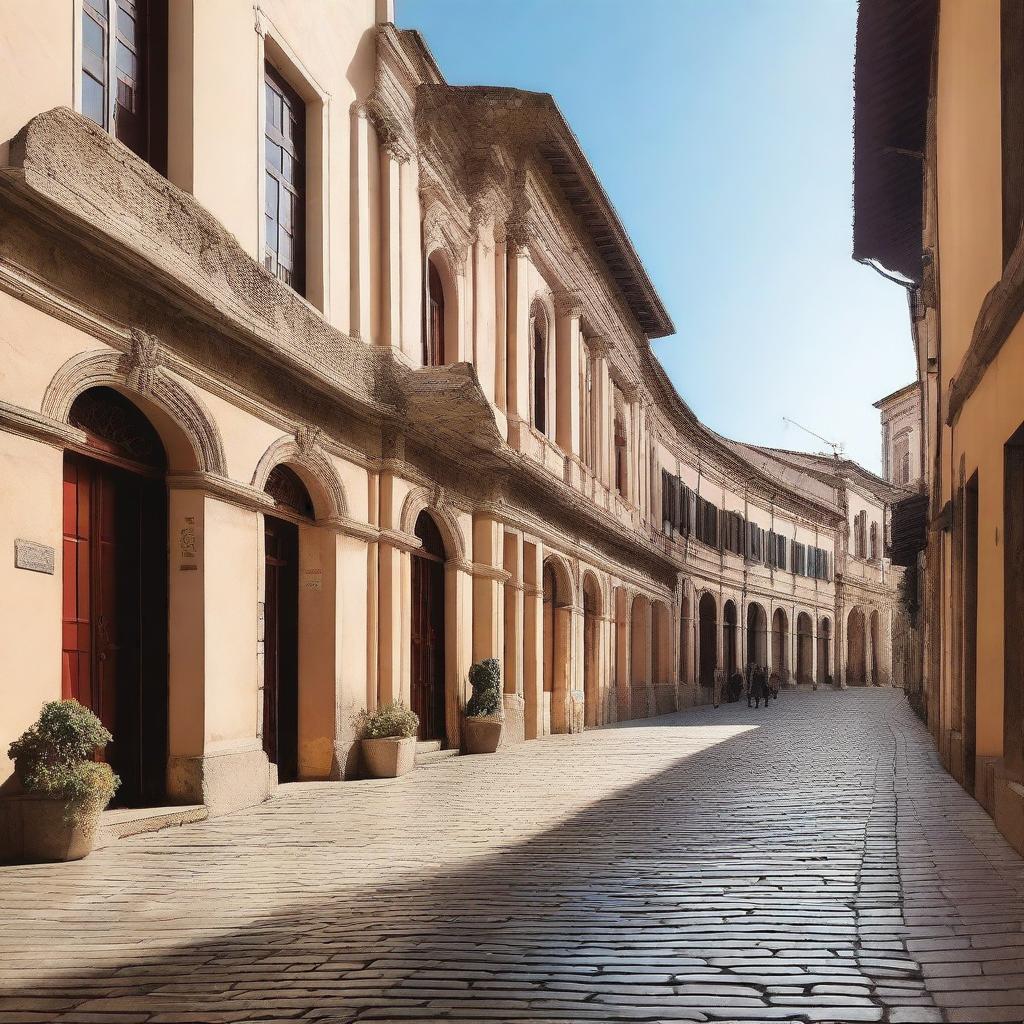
8,700,119,821
465,657,502,718
356,701,419,739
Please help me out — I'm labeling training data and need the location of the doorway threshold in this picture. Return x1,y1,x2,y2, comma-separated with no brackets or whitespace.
97,804,207,847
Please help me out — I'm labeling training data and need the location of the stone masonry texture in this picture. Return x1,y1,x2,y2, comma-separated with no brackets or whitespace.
2,689,1024,1023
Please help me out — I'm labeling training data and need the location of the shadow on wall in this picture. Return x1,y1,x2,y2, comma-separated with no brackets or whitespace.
0,691,911,1019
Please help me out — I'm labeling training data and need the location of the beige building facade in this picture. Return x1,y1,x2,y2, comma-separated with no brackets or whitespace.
0,1,902,823
875,382,924,489
854,0,1024,852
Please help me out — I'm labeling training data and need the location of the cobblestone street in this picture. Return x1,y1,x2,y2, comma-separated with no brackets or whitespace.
4,689,1024,1023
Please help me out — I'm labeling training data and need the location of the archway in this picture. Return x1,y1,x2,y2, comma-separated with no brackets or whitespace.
261,464,316,782
870,609,881,684
542,557,573,734
62,386,169,806
723,600,738,679
771,608,789,681
796,612,813,684
847,607,867,685
424,251,458,367
412,511,447,741
582,573,601,727
817,617,832,685
746,602,767,666
698,593,717,689
630,594,652,718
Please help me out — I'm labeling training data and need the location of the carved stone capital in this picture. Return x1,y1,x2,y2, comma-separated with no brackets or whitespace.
121,328,163,393
295,423,323,456
554,289,584,320
588,334,613,358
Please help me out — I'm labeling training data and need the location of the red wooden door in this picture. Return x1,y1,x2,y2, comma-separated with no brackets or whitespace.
263,516,299,781
61,452,166,805
410,550,445,742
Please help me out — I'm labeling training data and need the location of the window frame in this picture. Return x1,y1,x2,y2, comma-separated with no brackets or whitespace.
263,61,307,296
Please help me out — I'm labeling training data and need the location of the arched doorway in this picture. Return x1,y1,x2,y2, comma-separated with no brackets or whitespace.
817,617,832,685
630,594,651,718
63,386,169,806
870,609,881,684
771,608,789,681
411,511,447,741
262,464,316,782
847,607,867,685
698,593,717,688
796,612,813,684
723,600,738,678
746,602,767,666
582,573,601,727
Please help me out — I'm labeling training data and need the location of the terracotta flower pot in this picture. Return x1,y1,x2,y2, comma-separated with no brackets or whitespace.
15,794,100,862
463,716,502,755
361,736,416,778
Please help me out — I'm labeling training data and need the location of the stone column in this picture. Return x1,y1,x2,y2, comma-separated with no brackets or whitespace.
592,340,612,490
471,513,504,664
166,489,270,816
445,557,473,750
555,290,582,460
522,539,544,740
506,237,531,429
379,143,405,352
616,591,631,720
471,218,495,403
501,529,525,743
494,236,508,412
399,155,421,362
349,103,372,341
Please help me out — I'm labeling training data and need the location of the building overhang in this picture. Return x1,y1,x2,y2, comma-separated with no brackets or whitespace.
852,0,937,285
417,85,675,340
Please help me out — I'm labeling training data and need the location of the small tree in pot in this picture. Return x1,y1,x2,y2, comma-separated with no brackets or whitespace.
463,658,503,755
7,700,119,862
356,701,419,778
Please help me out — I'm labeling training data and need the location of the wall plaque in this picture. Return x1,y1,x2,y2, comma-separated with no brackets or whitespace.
15,539,55,575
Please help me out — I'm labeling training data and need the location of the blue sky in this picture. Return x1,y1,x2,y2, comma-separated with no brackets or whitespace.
396,0,915,472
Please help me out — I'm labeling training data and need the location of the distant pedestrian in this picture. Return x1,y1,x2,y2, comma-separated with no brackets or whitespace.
749,665,769,708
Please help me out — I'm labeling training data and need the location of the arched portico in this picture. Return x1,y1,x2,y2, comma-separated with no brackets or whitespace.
771,608,789,682
796,611,813,684
723,600,738,678
582,571,603,727
847,606,867,685
817,616,832,685
746,602,768,666
630,593,652,718
542,554,575,735
698,592,718,690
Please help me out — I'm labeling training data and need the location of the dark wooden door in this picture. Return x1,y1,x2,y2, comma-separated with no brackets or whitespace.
410,550,445,742
264,516,299,781
62,453,167,805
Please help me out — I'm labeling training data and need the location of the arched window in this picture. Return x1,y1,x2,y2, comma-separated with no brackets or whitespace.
893,432,911,485
425,260,446,367
533,317,547,435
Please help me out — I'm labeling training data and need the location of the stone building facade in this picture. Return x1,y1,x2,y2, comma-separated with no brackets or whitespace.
854,0,1024,852
875,382,924,489
0,1,901,821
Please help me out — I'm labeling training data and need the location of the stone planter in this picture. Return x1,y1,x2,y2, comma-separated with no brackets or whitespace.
361,736,416,778
463,716,502,755
7,794,100,863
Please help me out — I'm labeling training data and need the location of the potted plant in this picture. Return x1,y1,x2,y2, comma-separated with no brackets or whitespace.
356,701,419,778
463,658,503,755
7,700,119,862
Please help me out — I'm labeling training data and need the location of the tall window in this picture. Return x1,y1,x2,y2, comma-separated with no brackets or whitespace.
869,521,879,561
614,408,627,497
425,261,445,366
533,319,547,435
893,432,911,485
581,344,594,471
264,64,305,294
81,0,166,169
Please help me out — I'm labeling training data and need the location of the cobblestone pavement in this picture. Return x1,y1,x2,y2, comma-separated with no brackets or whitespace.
4,689,1024,1023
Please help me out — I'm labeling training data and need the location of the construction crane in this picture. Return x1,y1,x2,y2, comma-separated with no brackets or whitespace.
782,417,845,460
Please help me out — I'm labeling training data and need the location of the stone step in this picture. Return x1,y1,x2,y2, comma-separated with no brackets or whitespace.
97,804,207,848
415,744,460,768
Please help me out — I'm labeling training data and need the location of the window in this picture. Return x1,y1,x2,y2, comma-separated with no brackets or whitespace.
893,432,911,485
264,63,305,294
533,321,547,435
869,521,879,561
425,261,445,366
695,495,719,548
614,404,627,497
80,0,166,169
581,344,595,472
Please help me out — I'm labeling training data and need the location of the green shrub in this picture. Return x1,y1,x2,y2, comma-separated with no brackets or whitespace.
8,700,119,820
466,657,502,718
356,701,419,739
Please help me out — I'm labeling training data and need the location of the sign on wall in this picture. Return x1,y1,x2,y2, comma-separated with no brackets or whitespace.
14,539,55,575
